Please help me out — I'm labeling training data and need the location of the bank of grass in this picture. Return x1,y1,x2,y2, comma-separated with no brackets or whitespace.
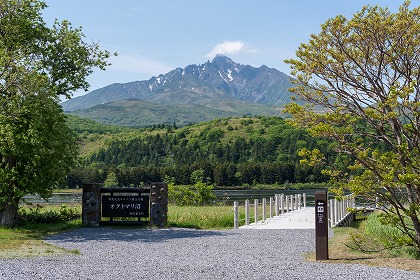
308,212,420,272
0,204,82,259
168,205,236,229
0,220,81,259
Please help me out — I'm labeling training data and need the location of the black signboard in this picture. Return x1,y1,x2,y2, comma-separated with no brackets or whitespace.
102,195,149,217
315,190,328,260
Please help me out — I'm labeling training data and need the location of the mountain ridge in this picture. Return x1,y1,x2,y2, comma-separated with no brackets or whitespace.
61,55,294,112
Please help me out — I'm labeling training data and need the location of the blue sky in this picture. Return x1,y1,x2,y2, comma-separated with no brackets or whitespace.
41,0,417,97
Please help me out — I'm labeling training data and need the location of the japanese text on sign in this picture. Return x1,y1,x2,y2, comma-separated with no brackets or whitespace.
315,200,327,236
102,196,149,217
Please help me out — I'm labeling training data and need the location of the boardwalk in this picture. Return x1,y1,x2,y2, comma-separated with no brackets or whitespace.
239,207,315,229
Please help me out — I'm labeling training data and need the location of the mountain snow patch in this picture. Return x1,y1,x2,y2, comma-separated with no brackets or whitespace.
227,69,234,81
218,71,229,84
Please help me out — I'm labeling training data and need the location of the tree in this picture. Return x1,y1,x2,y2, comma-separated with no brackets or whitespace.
104,172,119,188
285,1,420,252
190,169,205,184
0,0,112,226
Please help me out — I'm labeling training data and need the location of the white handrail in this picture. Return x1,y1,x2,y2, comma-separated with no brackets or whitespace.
233,193,307,229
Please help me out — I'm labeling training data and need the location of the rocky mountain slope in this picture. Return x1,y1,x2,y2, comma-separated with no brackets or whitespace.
62,55,294,112
62,55,296,126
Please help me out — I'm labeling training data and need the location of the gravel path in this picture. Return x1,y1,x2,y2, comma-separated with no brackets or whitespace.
0,228,419,280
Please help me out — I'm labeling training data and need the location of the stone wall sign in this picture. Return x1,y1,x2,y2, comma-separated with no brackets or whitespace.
82,183,168,227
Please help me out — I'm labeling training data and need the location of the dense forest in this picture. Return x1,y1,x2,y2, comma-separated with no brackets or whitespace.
64,115,343,188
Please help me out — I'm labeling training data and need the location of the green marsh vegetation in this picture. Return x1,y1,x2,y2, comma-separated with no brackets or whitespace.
325,212,420,272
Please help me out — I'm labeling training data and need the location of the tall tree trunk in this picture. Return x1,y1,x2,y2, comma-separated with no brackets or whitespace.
1,195,19,227
411,215,420,253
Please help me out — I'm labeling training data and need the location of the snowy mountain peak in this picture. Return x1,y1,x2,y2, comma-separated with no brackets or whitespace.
61,56,293,112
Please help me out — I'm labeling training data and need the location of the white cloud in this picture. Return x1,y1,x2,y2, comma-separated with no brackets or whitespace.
109,53,173,76
206,41,254,59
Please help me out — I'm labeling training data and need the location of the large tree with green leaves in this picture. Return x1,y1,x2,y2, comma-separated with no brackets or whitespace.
285,1,420,252
0,0,112,226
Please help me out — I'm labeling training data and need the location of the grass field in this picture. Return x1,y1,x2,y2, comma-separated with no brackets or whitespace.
168,205,235,229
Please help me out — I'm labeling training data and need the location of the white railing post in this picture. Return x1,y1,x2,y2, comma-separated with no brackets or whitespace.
290,195,294,211
269,197,273,219
234,201,239,229
337,199,341,221
245,199,250,225
298,194,301,209
275,194,279,216
345,196,348,216
254,199,259,224
329,199,335,227
285,195,289,213
334,198,339,223
295,194,298,210
280,194,284,214
262,198,266,222
327,198,330,228
303,193,306,208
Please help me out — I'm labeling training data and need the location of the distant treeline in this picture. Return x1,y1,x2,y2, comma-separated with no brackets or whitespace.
65,116,346,188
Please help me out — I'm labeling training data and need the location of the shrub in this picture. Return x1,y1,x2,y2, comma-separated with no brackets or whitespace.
19,204,81,224
168,182,215,206
348,212,420,259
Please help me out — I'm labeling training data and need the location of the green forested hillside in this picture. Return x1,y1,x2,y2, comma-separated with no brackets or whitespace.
66,116,340,188
67,98,283,127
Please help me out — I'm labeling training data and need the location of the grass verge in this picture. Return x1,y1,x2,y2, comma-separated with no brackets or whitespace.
0,220,81,259
306,214,420,272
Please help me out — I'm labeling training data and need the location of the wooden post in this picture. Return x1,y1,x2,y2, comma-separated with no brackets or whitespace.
315,190,329,260
82,183,101,227
233,201,239,229
245,199,250,225
275,195,279,216
303,193,307,208
295,194,298,210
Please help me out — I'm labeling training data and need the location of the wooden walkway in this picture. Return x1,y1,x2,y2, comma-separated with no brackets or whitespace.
239,207,315,229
